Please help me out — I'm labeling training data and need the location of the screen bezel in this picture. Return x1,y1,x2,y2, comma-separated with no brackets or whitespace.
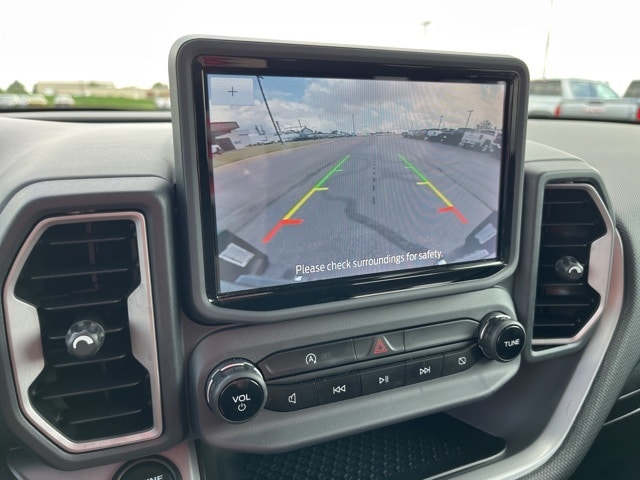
170,36,528,319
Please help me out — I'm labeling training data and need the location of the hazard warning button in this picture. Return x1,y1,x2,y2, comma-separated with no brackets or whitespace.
354,332,404,361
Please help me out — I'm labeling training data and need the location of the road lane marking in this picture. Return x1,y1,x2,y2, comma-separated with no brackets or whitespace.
262,155,350,243
397,153,468,224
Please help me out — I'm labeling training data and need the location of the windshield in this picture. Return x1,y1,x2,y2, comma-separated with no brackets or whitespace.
1,0,638,115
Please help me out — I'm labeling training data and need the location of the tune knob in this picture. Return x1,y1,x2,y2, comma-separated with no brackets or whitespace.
478,312,525,362
206,359,267,423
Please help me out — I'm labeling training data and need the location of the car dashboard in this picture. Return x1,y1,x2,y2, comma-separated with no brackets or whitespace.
0,39,639,480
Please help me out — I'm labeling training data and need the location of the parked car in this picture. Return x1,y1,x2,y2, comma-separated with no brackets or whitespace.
27,93,48,107
556,97,640,122
528,78,619,117
403,128,429,139
459,128,501,152
439,127,475,145
623,80,640,98
0,93,20,109
53,93,75,107
426,127,452,141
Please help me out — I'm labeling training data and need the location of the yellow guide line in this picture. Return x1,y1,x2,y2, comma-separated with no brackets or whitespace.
284,187,329,219
416,181,453,207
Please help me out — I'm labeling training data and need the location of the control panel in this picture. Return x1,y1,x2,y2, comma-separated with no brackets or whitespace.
188,289,525,452
204,312,524,423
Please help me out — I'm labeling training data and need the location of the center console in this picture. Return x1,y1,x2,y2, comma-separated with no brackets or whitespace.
169,35,530,477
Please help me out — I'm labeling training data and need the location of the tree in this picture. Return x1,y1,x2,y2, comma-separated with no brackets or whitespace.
152,82,168,89
476,119,494,130
7,81,27,94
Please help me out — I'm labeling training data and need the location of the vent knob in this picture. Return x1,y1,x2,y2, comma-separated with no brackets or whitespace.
555,255,585,281
478,312,525,362
206,359,267,423
65,319,105,358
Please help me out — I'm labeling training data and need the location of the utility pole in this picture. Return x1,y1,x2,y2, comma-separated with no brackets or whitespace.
352,114,356,135
543,0,554,78
465,110,474,128
438,116,443,129
257,76,283,144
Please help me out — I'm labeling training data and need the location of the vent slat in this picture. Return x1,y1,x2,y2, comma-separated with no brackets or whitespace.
28,263,134,281
36,374,143,401
42,232,133,246
45,349,129,368
535,300,593,308
541,221,597,227
61,405,144,427
45,321,127,341
40,292,125,312
534,321,578,328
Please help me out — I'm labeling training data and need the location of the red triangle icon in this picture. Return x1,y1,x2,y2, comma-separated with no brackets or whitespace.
372,338,389,355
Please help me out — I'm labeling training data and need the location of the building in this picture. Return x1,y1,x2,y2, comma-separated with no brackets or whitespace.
33,81,170,100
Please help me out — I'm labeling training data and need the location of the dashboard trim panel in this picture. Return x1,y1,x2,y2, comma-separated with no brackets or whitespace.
2,212,163,453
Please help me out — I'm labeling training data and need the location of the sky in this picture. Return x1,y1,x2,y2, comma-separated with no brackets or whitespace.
1,0,639,95
210,75,505,134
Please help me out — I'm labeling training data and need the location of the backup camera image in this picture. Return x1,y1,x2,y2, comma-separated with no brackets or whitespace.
206,74,506,294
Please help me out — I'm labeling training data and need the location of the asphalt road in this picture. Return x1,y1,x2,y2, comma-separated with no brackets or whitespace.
213,135,501,291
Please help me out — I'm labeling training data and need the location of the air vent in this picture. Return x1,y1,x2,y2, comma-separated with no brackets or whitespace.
3,212,161,452
532,184,614,346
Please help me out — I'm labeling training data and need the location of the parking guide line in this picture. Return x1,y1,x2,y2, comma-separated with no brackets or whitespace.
284,188,329,220
262,155,351,244
397,153,468,224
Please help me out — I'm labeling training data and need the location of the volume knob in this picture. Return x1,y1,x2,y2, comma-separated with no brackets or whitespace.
206,359,267,423
478,312,525,362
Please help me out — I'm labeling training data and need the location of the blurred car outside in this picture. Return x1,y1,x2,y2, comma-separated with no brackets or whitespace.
27,93,48,107
0,94,20,109
528,78,619,117
53,93,75,107
623,80,640,99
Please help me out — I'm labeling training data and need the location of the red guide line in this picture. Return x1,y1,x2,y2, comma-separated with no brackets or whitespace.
262,218,304,244
437,206,468,224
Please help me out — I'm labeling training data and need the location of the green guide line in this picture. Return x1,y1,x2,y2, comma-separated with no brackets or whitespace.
314,155,350,189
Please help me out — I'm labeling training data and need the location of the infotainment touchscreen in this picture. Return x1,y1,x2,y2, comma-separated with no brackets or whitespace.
171,38,527,312
206,73,505,293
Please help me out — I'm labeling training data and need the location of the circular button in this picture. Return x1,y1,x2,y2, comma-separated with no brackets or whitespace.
206,359,267,423
478,311,525,362
496,324,526,361
218,378,265,422
114,457,179,480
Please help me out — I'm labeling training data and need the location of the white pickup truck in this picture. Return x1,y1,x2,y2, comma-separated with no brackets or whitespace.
529,78,640,122
459,129,501,153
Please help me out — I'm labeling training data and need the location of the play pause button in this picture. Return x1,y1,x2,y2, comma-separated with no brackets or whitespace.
360,364,405,394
